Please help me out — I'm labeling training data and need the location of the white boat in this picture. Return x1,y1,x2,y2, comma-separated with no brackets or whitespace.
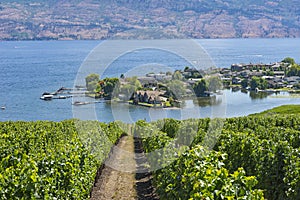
40,94,53,100
58,96,67,99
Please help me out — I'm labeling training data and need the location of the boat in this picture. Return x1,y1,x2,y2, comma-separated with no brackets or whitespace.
1,106,5,110
72,101,90,106
58,96,67,99
40,94,53,100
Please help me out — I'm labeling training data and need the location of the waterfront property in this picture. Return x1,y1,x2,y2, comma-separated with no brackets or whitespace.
220,59,300,91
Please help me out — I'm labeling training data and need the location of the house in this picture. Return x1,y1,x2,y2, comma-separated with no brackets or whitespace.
284,76,300,84
183,68,204,78
271,63,281,71
232,77,242,84
267,80,276,88
262,76,274,80
187,78,203,85
231,64,245,72
249,71,264,78
154,74,172,81
273,71,285,76
138,77,157,87
220,68,231,74
240,70,251,78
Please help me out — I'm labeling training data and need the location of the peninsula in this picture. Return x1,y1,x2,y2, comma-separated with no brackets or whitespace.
83,57,300,107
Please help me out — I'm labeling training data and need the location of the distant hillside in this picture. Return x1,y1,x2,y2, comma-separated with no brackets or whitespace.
0,0,300,40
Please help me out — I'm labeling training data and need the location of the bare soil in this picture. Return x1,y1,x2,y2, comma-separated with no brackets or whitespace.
90,135,159,200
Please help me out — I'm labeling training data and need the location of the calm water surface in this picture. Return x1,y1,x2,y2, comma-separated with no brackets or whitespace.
0,39,300,122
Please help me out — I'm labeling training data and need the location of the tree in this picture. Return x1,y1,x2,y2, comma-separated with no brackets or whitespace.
120,84,135,99
294,83,300,89
193,79,207,97
126,76,142,90
172,71,183,80
87,80,98,92
166,71,172,76
259,78,268,90
250,76,268,90
241,79,248,88
133,79,142,90
266,71,274,76
250,77,259,90
85,74,99,92
103,82,114,95
166,80,186,99
286,64,300,77
282,57,295,65
103,77,120,98
207,76,222,92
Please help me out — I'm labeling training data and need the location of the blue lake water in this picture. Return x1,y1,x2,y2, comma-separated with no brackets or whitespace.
0,39,300,122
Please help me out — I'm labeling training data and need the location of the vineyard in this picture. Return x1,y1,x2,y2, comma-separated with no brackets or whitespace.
0,120,126,199
0,114,300,199
135,115,300,200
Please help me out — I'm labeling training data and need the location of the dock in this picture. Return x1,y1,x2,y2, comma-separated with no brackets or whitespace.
40,86,87,101
72,101,103,106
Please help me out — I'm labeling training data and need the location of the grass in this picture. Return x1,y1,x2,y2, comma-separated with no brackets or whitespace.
251,104,300,116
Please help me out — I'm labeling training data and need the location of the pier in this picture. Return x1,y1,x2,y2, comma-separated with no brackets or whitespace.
40,86,86,101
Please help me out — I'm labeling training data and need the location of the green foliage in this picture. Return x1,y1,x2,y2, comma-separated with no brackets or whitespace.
286,64,300,77
85,74,121,97
125,76,142,90
282,57,296,65
102,77,120,98
193,79,208,97
87,80,99,92
135,118,264,199
253,105,300,115
154,146,264,200
161,118,181,138
166,80,186,99
241,79,248,88
281,57,300,77
2,109,300,199
265,70,274,76
0,120,125,199
85,74,100,92
184,66,190,72
250,76,268,90
293,83,300,89
207,76,223,92
219,115,300,199
172,70,183,80
119,76,143,100
137,114,300,199
120,84,135,99
166,71,172,76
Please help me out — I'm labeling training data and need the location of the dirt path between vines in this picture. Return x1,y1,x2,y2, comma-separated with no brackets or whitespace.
90,135,159,200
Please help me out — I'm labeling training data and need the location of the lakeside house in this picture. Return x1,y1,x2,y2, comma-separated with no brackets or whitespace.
221,61,300,90
137,77,157,88
146,73,172,81
231,62,288,72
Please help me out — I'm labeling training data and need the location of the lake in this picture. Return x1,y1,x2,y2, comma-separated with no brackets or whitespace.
0,38,300,122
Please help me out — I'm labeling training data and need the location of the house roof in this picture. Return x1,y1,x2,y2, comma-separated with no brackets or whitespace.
138,77,157,84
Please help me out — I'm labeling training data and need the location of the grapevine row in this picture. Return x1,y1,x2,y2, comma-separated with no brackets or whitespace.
135,115,300,199
0,120,126,199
